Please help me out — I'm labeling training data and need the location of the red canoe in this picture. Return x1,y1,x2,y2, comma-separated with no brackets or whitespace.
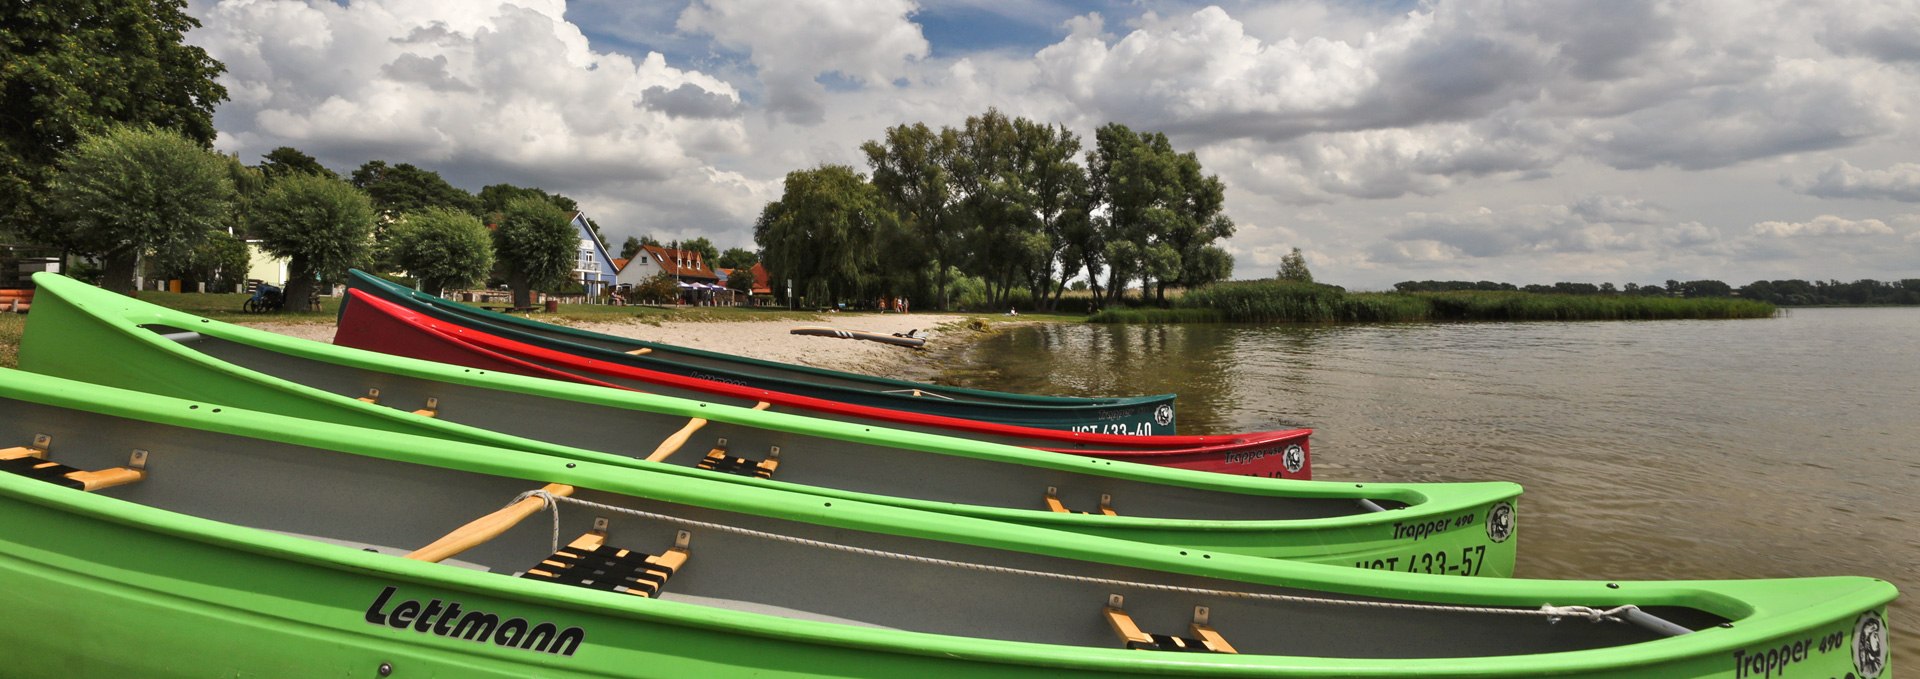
336,289,1314,478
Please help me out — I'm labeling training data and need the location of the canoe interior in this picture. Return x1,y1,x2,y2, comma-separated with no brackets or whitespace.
151,325,1367,522
0,397,1722,659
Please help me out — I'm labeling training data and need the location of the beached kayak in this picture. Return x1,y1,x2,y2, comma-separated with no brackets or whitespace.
18,272,1499,566
346,269,1182,435
339,286,1313,478
0,369,1894,677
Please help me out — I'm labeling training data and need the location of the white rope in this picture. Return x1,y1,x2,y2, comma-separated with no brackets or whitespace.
511,490,1641,624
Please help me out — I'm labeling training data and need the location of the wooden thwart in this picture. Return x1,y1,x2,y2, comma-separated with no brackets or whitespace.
407,483,574,563
1102,595,1236,654
645,403,772,462
625,347,652,356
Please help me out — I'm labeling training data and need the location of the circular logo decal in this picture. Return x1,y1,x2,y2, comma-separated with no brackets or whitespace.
1152,404,1174,427
1282,444,1306,473
1485,502,1515,543
1854,610,1887,678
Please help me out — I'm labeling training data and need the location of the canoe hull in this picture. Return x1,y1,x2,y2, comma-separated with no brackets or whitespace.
0,370,1896,678
347,270,1179,434
338,288,1315,479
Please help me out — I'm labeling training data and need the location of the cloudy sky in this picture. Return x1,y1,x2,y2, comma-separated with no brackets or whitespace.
186,0,1920,289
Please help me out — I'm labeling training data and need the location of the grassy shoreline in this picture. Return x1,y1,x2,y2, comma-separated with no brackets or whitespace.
1093,282,1778,324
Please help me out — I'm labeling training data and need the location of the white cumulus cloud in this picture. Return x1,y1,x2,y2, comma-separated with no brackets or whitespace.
1751,215,1895,237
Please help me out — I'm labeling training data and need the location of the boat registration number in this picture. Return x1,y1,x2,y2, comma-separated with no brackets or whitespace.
1355,545,1488,576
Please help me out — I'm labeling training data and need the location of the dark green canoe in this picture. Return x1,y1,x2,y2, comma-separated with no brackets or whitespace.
346,269,1181,435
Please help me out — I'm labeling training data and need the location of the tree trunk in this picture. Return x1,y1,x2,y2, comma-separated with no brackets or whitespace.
509,272,533,308
283,259,318,312
102,251,140,295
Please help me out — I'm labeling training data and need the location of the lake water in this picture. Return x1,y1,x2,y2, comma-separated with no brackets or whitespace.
946,307,1919,659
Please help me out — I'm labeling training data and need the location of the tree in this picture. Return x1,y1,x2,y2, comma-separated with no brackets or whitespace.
492,196,577,308
680,237,719,269
754,165,896,305
258,147,336,180
385,207,494,295
48,125,235,293
864,122,960,309
478,183,577,218
252,174,376,310
350,161,480,218
1,0,227,239
1277,247,1313,283
155,230,248,292
716,247,759,270
619,236,645,261
633,271,678,304
726,266,755,294
1087,123,1233,303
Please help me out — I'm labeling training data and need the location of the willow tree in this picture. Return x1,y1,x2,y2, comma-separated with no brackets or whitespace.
1087,123,1232,303
491,196,577,308
252,174,376,310
862,123,958,309
754,165,896,306
49,125,234,293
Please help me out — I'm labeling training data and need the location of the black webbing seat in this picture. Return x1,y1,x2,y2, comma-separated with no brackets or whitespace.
0,456,91,490
697,445,779,480
522,529,690,598
0,438,146,492
1103,595,1237,654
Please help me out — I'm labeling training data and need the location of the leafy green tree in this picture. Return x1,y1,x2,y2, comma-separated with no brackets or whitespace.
478,183,578,218
863,122,960,309
1012,118,1090,310
633,271,679,304
1,0,227,238
716,247,758,270
221,153,268,238
385,207,495,295
252,174,376,310
48,125,235,293
726,266,756,294
155,230,248,292
1277,247,1313,283
350,161,480,218
679,237,719,269
492,196,577,308
1087,123,1232,303
754,165,897,305
620,236,645,261
258,147,337,180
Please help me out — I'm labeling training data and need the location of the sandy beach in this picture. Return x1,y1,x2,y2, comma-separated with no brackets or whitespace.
241,312,976,381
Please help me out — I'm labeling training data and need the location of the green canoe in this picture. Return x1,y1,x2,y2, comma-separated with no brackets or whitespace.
345,269,1182,434
19,272,1514,571
0,369,1896,677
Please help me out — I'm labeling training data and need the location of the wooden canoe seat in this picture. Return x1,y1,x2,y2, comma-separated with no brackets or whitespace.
522,526,691,598
0,445,148,492
697,442,780,480
1045,487,1116,516
357,388,381,404
411,397,440,418
1102,595,1236,654
408,483,574,563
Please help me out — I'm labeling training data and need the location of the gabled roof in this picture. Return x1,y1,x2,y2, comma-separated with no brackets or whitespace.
640,244,718,280
612,257,630,272
750,262,772,294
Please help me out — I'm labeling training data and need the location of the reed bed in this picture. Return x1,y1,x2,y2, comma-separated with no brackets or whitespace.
1091,281,1777,324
